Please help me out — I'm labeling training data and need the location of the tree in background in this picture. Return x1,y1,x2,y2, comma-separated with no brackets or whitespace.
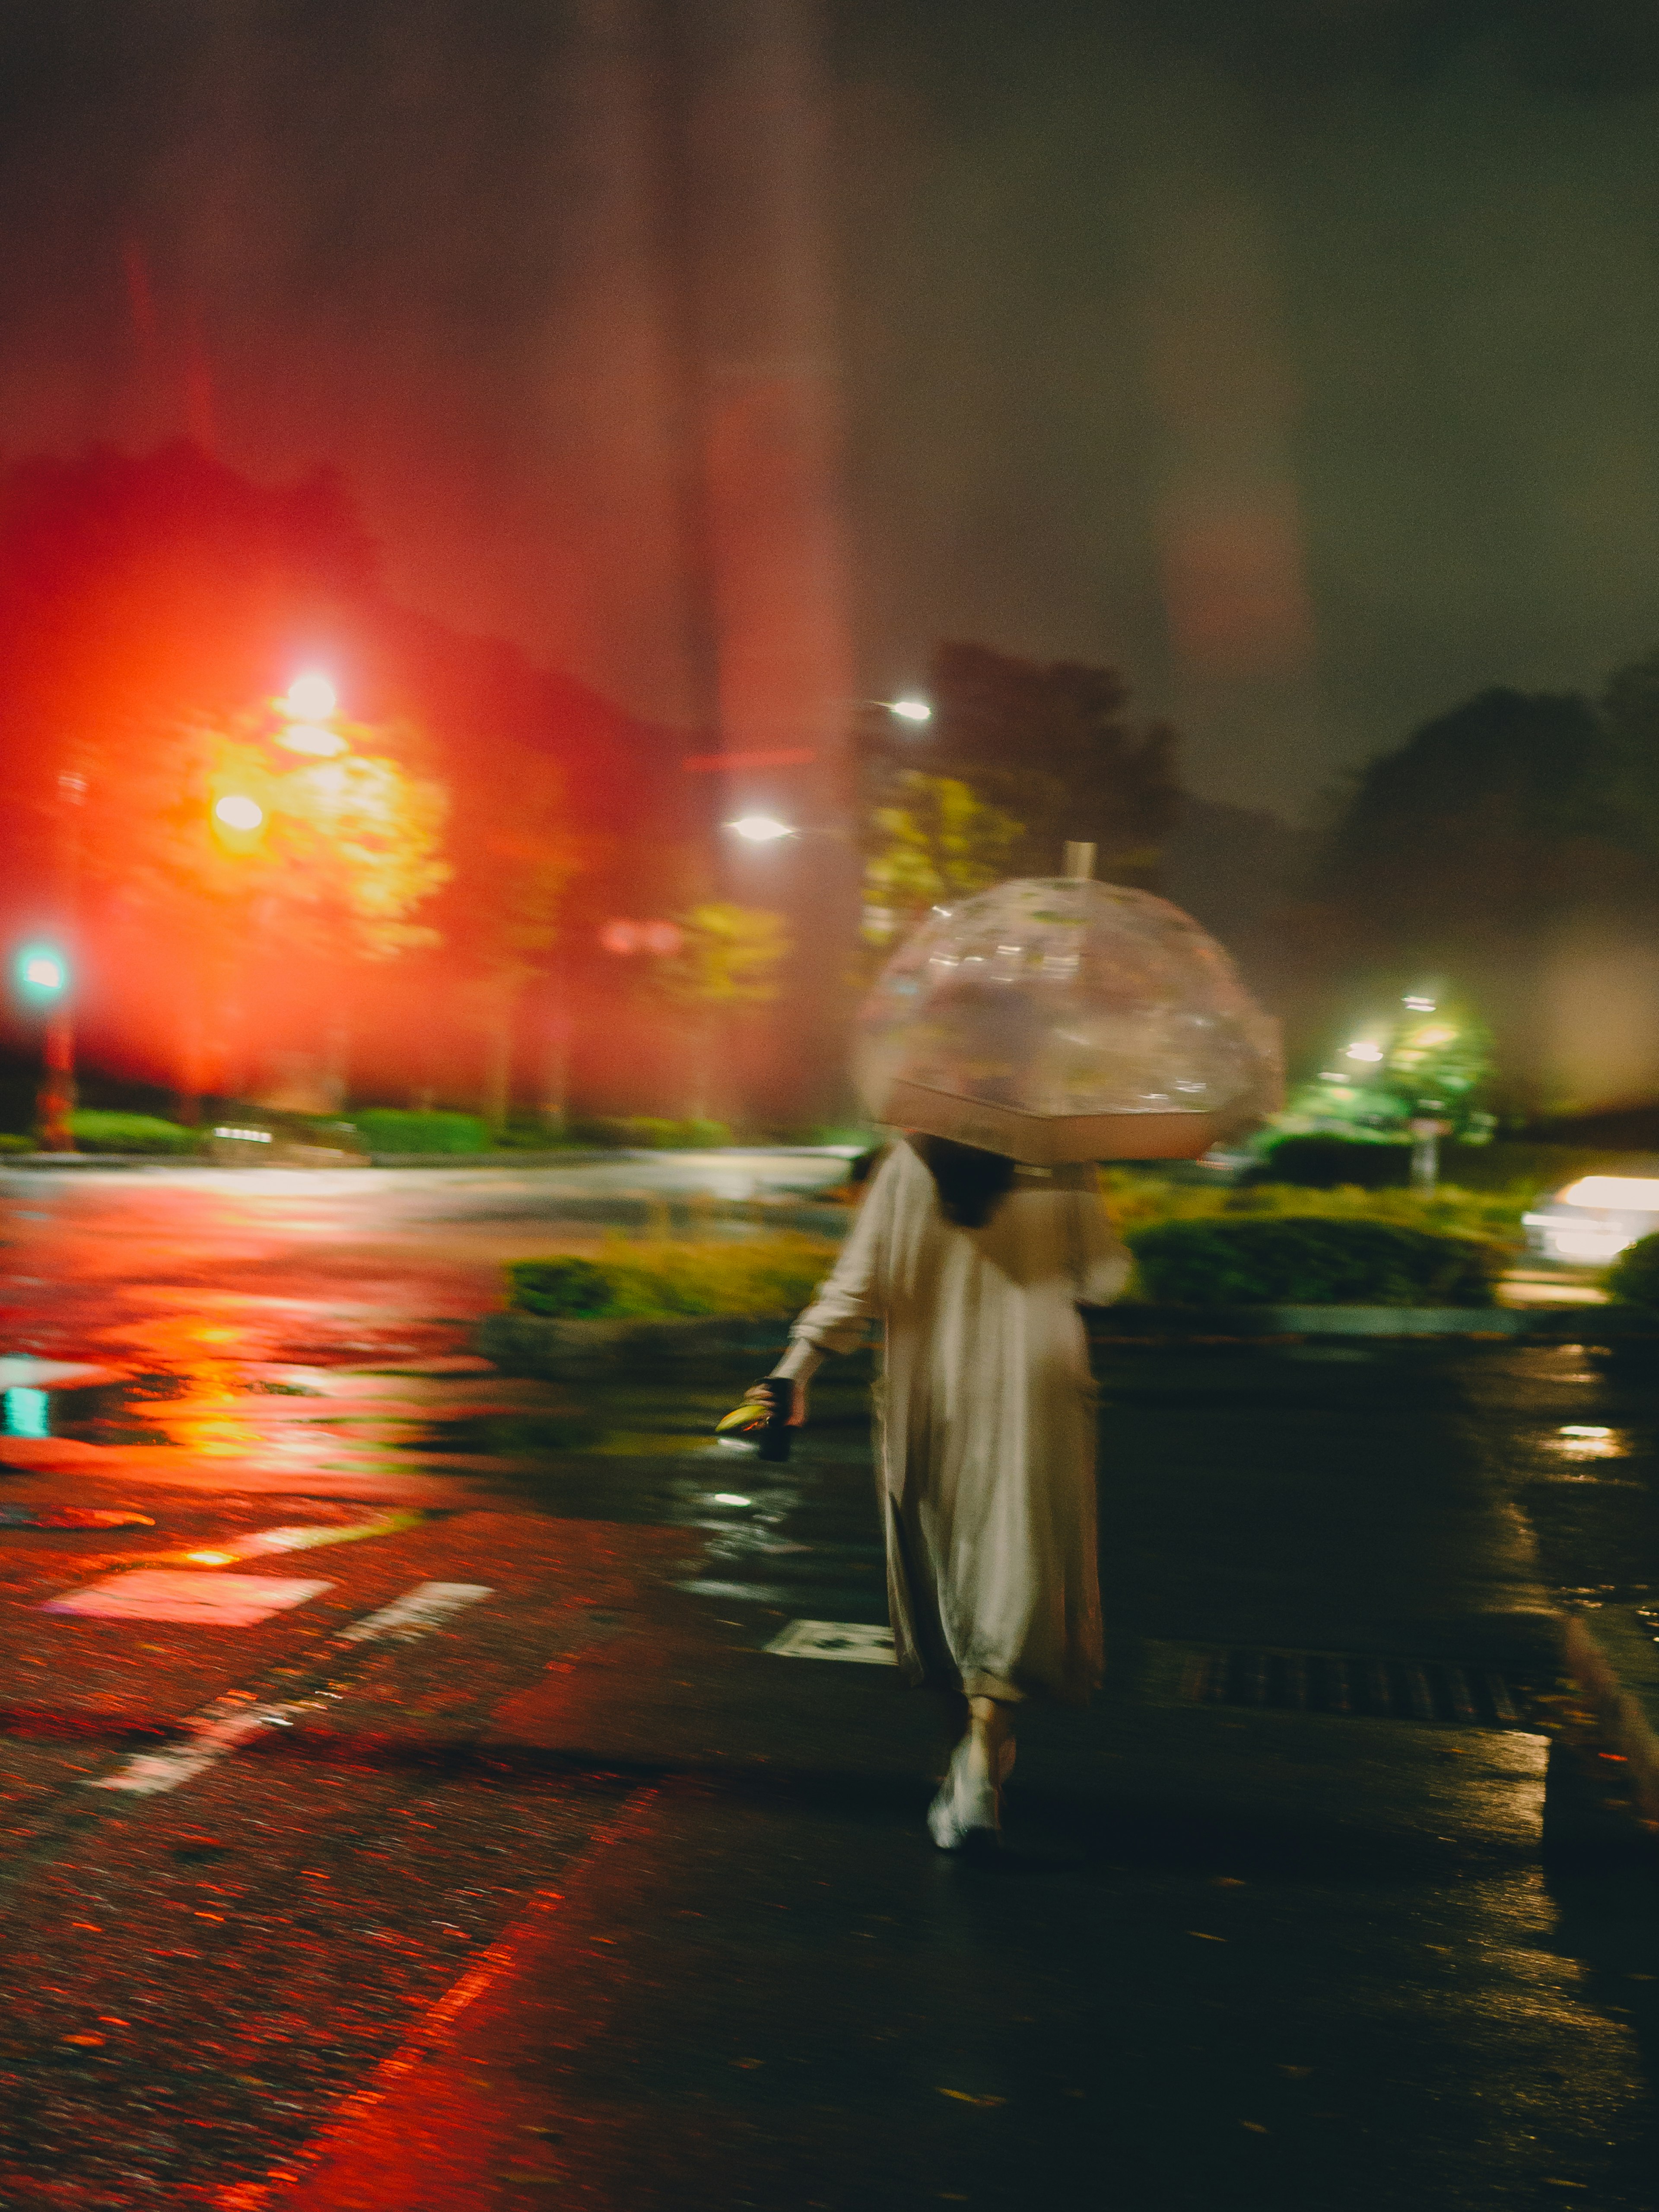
442,753,585,1134
860,642,1182,892
652,902,791,1124
67,697,448,1114
1303,682,1652,1115
0,442,678,1126
1278,988,1494,1155
859,772,1023,965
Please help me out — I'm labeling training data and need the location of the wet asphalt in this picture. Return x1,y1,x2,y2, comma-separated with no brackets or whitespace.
1,1164,1658,2208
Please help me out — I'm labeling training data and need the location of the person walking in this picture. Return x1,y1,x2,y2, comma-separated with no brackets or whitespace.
752,1130,1130,1852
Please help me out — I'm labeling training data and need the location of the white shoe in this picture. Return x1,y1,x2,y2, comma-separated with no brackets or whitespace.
927,1736,1013,1851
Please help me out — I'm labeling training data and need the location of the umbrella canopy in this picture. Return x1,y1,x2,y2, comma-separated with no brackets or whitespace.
855,876,1281,1164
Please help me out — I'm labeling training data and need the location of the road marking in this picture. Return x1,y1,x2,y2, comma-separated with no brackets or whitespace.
214,1787,658,2210
43,1572,332,1627
243,1512,425,1554
338,1581,493,1642
766,1618,895,1664
89,1581,494,1798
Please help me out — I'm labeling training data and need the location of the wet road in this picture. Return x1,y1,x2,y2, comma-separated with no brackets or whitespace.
1,1166,1658,2206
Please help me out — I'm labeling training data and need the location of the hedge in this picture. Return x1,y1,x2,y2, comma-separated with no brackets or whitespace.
507,1234,836,1318
568,1116,734,1151
1606,1233,1659,1309
1125,1216,1505,1307
351,1109,489,1154
67,1110,200,1155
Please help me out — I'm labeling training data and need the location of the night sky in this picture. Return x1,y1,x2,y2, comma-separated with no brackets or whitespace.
3,0,1659,820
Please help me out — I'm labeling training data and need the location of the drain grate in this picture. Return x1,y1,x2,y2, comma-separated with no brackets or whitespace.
1141,1642,1539,1730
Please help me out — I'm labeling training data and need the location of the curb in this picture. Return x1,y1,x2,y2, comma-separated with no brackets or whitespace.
1559,1608,1659,1831
476,1302,1659,1373
1087,1304,1658,1342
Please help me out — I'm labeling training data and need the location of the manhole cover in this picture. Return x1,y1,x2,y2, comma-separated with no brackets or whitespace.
1141,1641,1540,1730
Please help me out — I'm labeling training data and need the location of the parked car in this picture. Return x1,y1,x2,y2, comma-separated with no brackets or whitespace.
1522,1164,1659,1266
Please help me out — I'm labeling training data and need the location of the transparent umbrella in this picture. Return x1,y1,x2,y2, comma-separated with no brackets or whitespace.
855,872,1281,1163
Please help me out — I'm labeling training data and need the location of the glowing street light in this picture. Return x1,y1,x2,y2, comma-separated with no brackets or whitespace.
281,671,337,720
1344,1039,1384,1064
213,793,266,833
726,814,797,843
15,945,68,1003
887,696,931,723
274,669,348,758
13,940,74,1150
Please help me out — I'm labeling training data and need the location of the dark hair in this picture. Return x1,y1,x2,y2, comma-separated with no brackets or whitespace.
912,1134,1017,1229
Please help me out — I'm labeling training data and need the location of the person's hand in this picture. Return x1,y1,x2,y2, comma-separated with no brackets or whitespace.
745,1380,808,1427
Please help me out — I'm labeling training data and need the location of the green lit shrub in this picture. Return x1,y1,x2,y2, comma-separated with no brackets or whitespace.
352,1110,489,1154
1606,1234,1659,1309
507,1234,836,1319
0,1132,35,1153
1126,1216,1503,1307
1100,1174,1524,1246
505,1257,616,1317
569,1116,733,1151
67,1110,199,1154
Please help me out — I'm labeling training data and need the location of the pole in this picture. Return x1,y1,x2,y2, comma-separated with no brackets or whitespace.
1408,1117,1448,1192
38,1008,74,1152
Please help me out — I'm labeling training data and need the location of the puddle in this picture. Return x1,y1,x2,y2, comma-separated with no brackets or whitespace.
1,1352,890,1622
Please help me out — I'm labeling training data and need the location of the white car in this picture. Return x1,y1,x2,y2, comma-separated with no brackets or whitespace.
1523,1168,1659,1267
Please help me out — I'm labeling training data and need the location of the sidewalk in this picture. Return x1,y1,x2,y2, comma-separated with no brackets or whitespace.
265,1340,1656,2212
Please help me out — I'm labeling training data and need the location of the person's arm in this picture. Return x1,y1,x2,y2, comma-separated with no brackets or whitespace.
1061,1166,1133,1305
748,1146,899,1423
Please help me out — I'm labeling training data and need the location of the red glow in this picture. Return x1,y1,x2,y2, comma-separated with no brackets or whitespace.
682,747,816,772
599,919,682,956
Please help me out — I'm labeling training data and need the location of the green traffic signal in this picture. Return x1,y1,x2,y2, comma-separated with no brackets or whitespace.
14,943,69,1006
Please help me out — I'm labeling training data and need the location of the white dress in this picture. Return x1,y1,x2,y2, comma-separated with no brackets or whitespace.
776,1138,1130,1703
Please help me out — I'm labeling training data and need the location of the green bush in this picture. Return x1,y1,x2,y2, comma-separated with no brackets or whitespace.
507,1233,836,1319
0,1131,34,1154
505,1257,616,1317
1101,1173,1525,1247
1605,1234,1659,1309
67,1110,199,1155
569,1116,734,1151
352,1110,489,1155
1126,1216,1504,1307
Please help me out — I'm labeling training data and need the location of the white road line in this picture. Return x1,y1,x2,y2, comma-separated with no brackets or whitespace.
90,1581,494,1798
337,1581,493,1642
765,1619,896,1664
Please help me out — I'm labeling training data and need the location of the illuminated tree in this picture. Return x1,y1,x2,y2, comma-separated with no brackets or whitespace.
652,901,791,1123
858,642,1181,893
1278,987,1495,1171
75,700,449,1112
860,773,1024,962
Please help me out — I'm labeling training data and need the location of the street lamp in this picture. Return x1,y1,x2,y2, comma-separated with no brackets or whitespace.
274,670,349,757
213,793,265,833
726,814,798,843
281,671,337,720
887,696,931,723
13,941,73,1151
